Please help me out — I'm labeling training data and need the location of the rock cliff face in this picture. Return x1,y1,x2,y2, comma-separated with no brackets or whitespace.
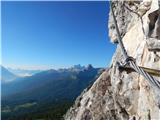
65,1,160,120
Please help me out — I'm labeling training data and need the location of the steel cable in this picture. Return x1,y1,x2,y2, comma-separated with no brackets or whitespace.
109,1,160,90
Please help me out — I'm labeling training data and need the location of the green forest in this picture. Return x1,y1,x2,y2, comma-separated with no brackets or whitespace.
2,100,73,120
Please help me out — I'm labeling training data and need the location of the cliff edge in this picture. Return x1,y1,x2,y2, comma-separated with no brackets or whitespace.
65,1,160,120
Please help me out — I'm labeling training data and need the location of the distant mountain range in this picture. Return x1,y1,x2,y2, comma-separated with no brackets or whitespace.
2,64,103,103
1,66,18,83
2,64,104,120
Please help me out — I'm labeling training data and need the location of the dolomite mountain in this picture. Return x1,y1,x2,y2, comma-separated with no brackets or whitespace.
65,1,160,120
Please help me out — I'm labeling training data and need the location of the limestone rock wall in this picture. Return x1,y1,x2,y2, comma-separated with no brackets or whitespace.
65,1,160,120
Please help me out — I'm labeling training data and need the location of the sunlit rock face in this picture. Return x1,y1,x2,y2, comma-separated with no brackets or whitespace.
65,1,160,120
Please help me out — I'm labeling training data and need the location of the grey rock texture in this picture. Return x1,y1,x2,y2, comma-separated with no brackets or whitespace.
65,1,160,120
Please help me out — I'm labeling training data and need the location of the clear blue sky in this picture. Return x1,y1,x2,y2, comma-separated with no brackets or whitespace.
2,1,116,70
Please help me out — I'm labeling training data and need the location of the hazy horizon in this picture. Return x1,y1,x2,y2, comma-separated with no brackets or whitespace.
2,63,105,71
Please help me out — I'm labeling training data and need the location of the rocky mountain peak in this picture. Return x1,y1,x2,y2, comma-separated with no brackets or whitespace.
86,64,94,70
65,1,160,120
